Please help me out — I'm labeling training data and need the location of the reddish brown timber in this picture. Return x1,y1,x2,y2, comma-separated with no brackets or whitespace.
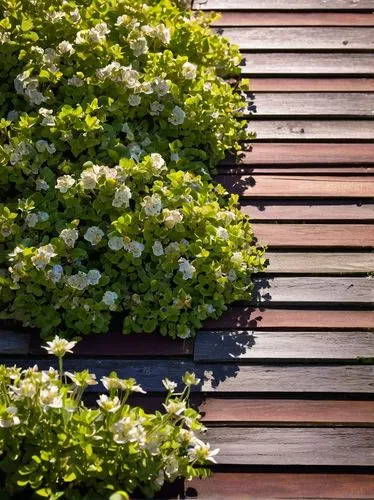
249,78,374,91
188,473,374,500
264,252,374,273
205,308,374,330
214,13,374,27
215,27,374,50
241,202,374,221
220,166,374,174
252,223,374,248
198,0,374,9
206,427,374,466
200,399,374,425
194,330,374,362
217,175,374,197
242,53,374,75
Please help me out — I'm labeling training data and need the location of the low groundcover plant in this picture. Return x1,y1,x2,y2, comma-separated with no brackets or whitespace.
0,336,217,499
0,0,265,339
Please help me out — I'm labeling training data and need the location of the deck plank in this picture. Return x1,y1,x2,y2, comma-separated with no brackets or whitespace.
195,330,374,362
200,0,374,9
249,78,374,91
205,427,374,466
214,13,374,27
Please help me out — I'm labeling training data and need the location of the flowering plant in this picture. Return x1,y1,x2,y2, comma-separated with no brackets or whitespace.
0,336,217,499
0,0,264,338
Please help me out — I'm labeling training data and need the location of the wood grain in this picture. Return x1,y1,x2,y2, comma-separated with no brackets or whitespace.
187,473,374,500
241,53,374,75
199,0,374,9
205,308,374,330
217,175,374,197
246,92,374,116
222,144,374,165
216,27,374,50
264,252,374,273
249,78,374,91
249,120,374,140
206,427,374,466
242,202,374,221
0,331,30,354
252,223,374,248
1,359,372,393
200,399,374,425
222,166,374,174
214,13,374,27
194,330,374,361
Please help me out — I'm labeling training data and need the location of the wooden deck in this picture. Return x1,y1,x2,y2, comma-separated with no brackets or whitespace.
1,1,374,498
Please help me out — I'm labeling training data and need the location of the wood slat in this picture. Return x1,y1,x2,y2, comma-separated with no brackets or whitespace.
205,428,374,466
200,399,374,424
188,473,374,499
264,252,374,273
1,359,373,393
218,175,374,197
252,277,374,305
214,12,374,27
195,330,374,362
242,202,374,221
252,223,374,247
223,144,374,164
222,166,374,174
199,0,374,9
217,27,374,50
205,308,374,329
249,77,374,91
249,120,374,140
0,330,30,354
241,53,374,75
245,92,374,116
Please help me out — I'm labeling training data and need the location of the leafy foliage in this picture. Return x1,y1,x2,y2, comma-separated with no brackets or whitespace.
0,0,264,338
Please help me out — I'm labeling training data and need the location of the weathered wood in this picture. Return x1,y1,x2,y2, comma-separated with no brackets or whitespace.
0,359,373,393
250,120,374,140
245,92,374,116
242,53,374,75
252,224,374,248
251,277,374,305
221,166,374,174
205,308,374,329
241,202,374,221
217,175,374,197
216,27,374,50
199,0,374,9
222,144,374,165
0,331,30,354
214,13,374,27
249,78,374,91
188,473,374,500
206,428,374,466
200,399,374,425
194,330,374,362
264,252,374,273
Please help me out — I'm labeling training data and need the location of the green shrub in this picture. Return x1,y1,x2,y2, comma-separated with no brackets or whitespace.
0,0,265,338
0,336,217,499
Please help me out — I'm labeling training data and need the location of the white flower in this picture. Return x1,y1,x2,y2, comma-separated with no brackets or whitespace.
119,67,140,88
165,457,179,480
57,40,75,55
123,240,144,258
188,440,219,464
162,378,177,392
36,140,56,154
152,240,164,257
206,304,216,314
216,226,229,240
140,81,153,94
108,236,124,251
44,48,59,64
164,400,186,416
227,269,237,282
178,258,196,280
170,152,179,162
47,264,64,283
39,385,63,409
130,37,148,57
218,210,236,223
84,226,104,246
67,75,84,87
102,290,118,307
10,381,36,400
56,175,75,193
42,335,77,356
70,9,81,22
39,108,55,126
101,376,121,390
80,170,97,190
0,407,20,428
97,394,121,412
149,101,164,116
112,186,132,208
60,228,79,247
153,78,169,97
232,251,244,266
182,372,201,387
87,269,101,285
150,153,166,171
88,22,110,44
25,213,38,228
46,11,65,22
31,244,56,270
128,94,141,107
182,61,197,80
155,24,171,44
141,194,162,216
67,272,89,291
168,105,185,126
163,209,183,228
115,15,128,26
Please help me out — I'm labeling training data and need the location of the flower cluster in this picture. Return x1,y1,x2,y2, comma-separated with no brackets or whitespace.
0,0,264,339
0,337,216,498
